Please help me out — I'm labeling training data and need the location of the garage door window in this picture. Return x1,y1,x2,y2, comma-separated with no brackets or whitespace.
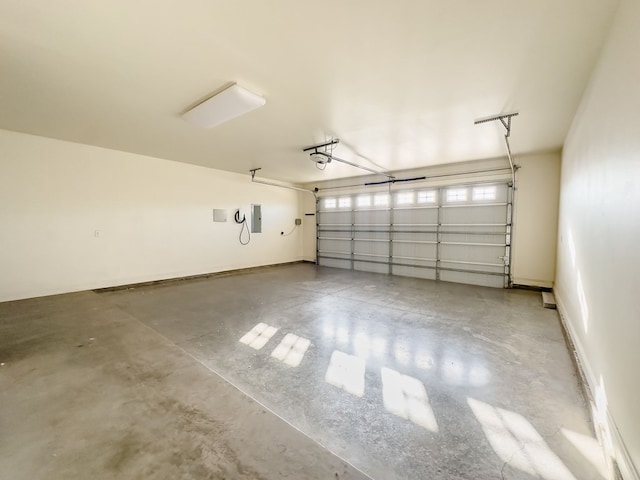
396,192,414,205
473,186,497,201
324,198,337,209
446,188,467,202
357,195,371,207
338,197,352,209
374,194,389,207
417,191,436,204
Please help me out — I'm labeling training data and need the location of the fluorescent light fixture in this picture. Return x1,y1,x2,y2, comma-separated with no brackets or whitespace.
182,83,266,128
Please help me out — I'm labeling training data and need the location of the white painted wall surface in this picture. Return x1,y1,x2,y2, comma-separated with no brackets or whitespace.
556,0,640,476
511,152,561,288
0,129,304,302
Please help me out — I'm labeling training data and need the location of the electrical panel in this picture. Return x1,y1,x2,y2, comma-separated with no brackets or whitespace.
251,204,262,233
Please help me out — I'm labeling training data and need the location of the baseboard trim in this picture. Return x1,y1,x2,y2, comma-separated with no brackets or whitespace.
555,293,639,480
93,261,308,293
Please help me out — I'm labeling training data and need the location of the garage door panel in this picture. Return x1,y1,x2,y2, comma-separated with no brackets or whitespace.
316,182,511,288
320,257,352,269
319,238,351,254
440,268,505,288
440,224,506,235
354,258,388,274
354,241,389,257
318,226,351,238
354,229,388,241
440,205,507,225
441,244,506,264
355,210,389,224
392,229,437,242
440,257,506,287
440,233,506,245
392,242,437,260
393,264,437,280
393,208,438,225
318,210,351,224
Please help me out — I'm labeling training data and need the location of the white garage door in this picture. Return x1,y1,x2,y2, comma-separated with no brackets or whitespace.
316,182,512,288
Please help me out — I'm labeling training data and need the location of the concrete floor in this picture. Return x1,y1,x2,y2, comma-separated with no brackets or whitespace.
1,264,606,479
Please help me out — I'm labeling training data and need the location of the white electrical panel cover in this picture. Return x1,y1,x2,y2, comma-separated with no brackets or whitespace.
213,209,227,222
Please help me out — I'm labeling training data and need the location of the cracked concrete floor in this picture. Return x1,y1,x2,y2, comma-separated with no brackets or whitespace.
1,264,607,479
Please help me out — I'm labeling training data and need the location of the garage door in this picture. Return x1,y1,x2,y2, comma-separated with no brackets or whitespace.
316,182,512,288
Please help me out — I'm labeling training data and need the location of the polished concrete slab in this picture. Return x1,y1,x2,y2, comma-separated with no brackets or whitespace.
98,263,607,480
1,263,607,479
0,288,369,480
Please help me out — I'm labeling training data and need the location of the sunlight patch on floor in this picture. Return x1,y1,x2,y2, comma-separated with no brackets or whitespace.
271,333,311,367
239,323,278,350
325,350,366,397
381,367,438,432
468,397,576,480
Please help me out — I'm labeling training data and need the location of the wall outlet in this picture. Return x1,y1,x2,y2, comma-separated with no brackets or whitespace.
295,218,301,225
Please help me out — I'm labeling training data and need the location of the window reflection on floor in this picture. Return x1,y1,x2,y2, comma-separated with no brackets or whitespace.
352,331,388,359
468,397,577,480
271,333,311,367
414,349,435,370
235,321,603,480
324,350,366,397
239,322,278,350
381,367,439,432
561,428,608,478
353,331,371,359
393,339,412,366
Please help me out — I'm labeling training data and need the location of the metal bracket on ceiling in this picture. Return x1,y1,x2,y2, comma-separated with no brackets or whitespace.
249,168,316,197
302,139,340,155
249,168,262,180
474,112,518,138
474,112,520,187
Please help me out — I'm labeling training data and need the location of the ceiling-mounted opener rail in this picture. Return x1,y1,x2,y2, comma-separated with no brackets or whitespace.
474,112,519,188
303,139,395,180
249,168,316,197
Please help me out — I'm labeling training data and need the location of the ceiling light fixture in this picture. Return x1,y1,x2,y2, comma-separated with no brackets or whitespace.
182,83,266,128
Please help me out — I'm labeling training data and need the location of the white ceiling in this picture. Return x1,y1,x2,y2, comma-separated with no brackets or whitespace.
0,0,619,183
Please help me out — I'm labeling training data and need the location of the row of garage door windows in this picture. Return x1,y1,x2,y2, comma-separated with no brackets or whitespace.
321,185,498,210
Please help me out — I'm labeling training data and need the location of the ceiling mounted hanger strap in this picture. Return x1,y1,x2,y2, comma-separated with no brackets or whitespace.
302,139,340,154
250,168,316,197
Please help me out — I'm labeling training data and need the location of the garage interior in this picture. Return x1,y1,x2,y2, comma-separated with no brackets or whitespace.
0,1,638,480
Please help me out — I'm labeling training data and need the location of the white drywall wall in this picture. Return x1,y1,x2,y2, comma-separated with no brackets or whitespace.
556,0,640,476
511,152,561,288
0,129,304,302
